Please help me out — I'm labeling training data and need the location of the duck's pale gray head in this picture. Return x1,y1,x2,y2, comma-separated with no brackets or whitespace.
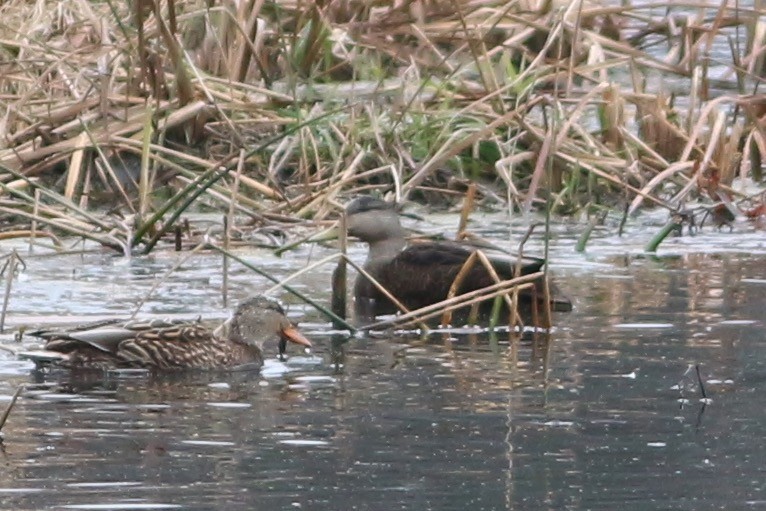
345,197,404,243
225,296,311,350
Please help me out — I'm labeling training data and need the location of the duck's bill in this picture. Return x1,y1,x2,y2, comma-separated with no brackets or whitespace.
281,326,312,347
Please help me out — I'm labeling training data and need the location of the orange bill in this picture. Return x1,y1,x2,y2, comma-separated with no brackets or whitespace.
281,325,312,347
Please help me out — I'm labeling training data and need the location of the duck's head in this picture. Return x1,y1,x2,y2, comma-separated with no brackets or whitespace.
223,296,311,352
344,196,404,243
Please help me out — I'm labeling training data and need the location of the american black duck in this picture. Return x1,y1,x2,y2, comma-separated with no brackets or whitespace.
344,196,572,319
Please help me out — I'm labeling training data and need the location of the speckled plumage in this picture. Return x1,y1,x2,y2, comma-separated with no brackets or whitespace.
23,296,311,371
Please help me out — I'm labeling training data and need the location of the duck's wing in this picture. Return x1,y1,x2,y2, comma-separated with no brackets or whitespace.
20,323,144,367
29,318,123,341
34,318,210,354
366,243,486,306
358,241,546,310
397,242,545,277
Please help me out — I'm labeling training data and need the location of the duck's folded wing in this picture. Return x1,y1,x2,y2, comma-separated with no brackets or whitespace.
18,326,139,365
33,318,208,354
29,318,123,340
43,327,143,353
399,242,545,275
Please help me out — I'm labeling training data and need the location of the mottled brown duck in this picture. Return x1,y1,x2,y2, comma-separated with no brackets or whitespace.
344,196,572,318
20,296,311,370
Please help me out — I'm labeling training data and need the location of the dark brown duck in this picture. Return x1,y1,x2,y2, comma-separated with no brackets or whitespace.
21,296,311,370
344,196,572,318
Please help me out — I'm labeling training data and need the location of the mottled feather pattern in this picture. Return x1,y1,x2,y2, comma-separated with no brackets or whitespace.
21,295,308,371
32,315,262,370
119,339,220,369
132,323,210,343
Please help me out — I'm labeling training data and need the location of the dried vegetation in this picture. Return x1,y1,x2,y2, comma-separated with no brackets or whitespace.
0,0,765,255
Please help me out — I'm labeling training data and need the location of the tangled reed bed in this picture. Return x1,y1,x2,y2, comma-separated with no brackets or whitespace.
0,0,764,256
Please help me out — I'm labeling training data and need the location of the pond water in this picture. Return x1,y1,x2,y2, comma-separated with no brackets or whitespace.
0,214,765,511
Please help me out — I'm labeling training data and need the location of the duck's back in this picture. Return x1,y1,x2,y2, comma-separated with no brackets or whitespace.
355,241,547,314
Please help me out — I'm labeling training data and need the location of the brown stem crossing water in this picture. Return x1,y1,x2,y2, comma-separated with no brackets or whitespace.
0,221,765,510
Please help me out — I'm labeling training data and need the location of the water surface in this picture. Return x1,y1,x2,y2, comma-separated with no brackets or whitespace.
0,218,765,510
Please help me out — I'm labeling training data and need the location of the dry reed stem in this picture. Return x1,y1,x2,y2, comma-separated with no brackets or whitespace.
331,208,348,323
341,255,419,320
0,0,758,249
264,253,343,296
130,241,209,319
362,275,541,331
0,385,23,434
456,182,477,238
441,250,479,326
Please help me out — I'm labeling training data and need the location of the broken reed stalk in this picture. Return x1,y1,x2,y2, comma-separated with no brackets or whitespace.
456,183,477,239
222,215,229,308
0,231,62,247
0,251,24,334
365,280,538,331
222,150,244,308
695,364,708,400
440,249,522,328
341,257,405,314
340,255,433,332
138,105,351,254
209,244,355,332
0,203,123,253
264,252,342,294
0,385,23,435
645,217,684,253
30,188,40,253
361,272,543,331
330,209,348,328
441,251,478,326
475,250,520,318
0,164,116,231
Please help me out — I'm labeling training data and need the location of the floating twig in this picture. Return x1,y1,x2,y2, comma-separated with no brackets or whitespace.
0,385,23,436
0,251,25,333
695,364,707,400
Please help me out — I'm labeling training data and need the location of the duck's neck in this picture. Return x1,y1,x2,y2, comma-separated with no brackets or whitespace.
366,236,406,264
